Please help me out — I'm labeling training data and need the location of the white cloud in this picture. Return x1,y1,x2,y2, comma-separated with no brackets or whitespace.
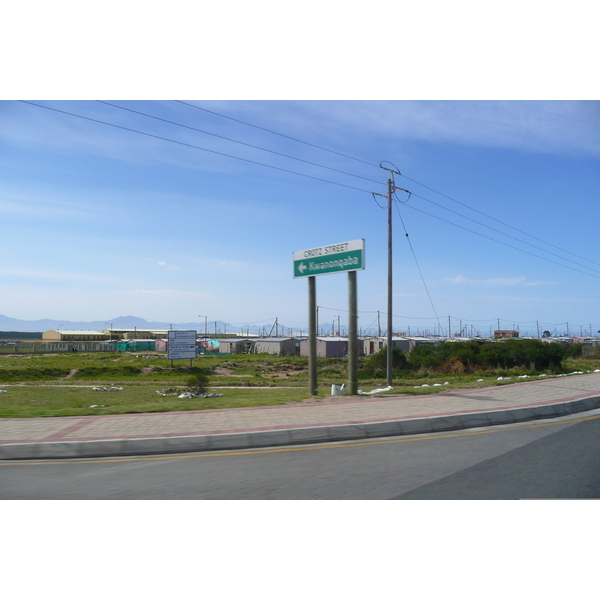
155,261,178,270
302,100,600,158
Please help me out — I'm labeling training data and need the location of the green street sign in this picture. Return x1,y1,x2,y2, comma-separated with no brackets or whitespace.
293,239,365,278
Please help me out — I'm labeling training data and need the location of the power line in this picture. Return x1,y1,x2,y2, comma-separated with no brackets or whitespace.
401,174,600,269
400,201,600,280
18,101,376,195
409,191,600,276
175,100,380,169
21,100,597,278
176,101,598,273
97,100,382,186
176,100,600,268
316,306,379,314
394,200,442,333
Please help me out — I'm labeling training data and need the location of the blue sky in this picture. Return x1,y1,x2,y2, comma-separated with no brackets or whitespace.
1,99,598,336
2,0,598,338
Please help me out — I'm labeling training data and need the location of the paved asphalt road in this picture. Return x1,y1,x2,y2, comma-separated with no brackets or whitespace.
2,411,599,499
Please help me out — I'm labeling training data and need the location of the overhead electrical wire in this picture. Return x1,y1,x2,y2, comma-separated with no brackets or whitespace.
175,101,599,273
18,101,375,195
315,306,379,314
96,100,382,186
175,100,380,169
400,201,600,280
400,174,600,269
393,199,443,333
20,100,598,281
409,191,600,276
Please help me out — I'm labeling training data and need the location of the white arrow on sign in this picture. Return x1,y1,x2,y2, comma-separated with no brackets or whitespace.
298,262,307,274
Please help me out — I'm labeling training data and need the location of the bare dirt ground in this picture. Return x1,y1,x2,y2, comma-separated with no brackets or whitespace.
213,367,253,378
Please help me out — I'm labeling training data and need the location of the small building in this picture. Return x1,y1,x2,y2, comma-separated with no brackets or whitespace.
115,339,157,352
216,339,256,354
363,336,409,356
300,337,348,358
362,336,437,356
253,338,300,356
494,330,519,339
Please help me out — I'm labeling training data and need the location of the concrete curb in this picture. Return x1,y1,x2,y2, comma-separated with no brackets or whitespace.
2,396,599,460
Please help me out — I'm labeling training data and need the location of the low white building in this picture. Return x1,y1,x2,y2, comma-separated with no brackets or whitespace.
43,330,108,342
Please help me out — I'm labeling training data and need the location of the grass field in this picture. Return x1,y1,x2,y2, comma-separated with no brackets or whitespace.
0,351,598,418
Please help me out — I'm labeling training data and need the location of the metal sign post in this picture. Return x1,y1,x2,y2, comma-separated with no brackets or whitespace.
294,239,364,396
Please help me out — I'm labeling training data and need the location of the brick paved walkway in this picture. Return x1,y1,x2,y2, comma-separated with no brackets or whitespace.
2,372,600,446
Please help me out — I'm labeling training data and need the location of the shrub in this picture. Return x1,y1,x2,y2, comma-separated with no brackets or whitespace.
362,346,408,378
186,372,210,394
408,344,441,370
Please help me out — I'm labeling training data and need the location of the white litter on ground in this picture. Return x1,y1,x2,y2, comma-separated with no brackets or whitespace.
156,388,180,396
93,386,123,392
331,384,346,396
357,386,393,395
477,379,484,382
177,392,223,399
518,375,530,378
413,382,448,389
0,390,7,393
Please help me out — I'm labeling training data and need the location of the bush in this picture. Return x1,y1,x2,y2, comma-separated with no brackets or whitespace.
408,344,441,370
187,372,210,394
362,346,408,378
407,339,576,373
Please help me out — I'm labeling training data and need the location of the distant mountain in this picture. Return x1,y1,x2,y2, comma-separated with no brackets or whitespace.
0,314,237,334
0,314,380,336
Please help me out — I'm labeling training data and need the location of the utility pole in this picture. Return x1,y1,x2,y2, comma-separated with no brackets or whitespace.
376,167,411,387
198,315,207,341
377,311,381,337
448,316,451,339
386,175,393,385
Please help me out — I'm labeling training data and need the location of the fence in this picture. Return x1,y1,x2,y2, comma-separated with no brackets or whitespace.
0,342,117,354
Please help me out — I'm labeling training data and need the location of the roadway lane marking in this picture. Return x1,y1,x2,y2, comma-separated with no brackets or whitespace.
2,413,599,467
